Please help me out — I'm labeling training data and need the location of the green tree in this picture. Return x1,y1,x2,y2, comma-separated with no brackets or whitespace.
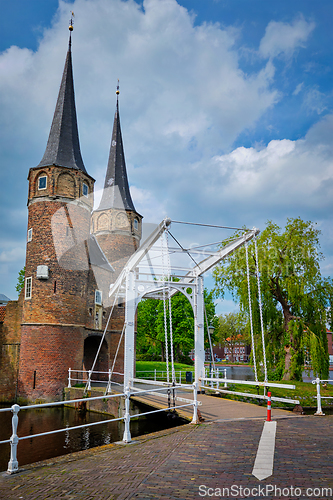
16,267,25,295
213,218,332,381
137,287,217,363
217,312,249,363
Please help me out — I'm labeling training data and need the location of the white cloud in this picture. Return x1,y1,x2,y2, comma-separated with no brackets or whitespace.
259,17,315,59
130,186,167,223
303,87,328,115
0,0,280,176
293,82,304,96
197,114,333,216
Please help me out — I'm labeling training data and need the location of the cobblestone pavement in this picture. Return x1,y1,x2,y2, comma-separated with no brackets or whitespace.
0,415,332,500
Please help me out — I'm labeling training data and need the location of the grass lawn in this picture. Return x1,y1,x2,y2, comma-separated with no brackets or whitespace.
208,379,333,409
136,361,333,408
136,361,194,382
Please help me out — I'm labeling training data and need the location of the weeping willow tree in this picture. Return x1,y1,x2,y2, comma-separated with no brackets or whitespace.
137,288,217,363
213,218,332,381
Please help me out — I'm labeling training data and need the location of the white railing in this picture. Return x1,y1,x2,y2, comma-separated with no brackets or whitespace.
0,382,198,475
136,370,194,384
312,377,333,416
68,368,124,394
200,376,300,405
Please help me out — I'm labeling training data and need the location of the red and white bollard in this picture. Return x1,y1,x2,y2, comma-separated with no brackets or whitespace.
267,391,271,421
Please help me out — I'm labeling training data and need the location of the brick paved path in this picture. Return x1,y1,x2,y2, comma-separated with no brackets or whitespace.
0,415,332,500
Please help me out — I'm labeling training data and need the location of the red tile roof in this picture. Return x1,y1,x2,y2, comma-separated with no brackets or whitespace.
0,305,6,322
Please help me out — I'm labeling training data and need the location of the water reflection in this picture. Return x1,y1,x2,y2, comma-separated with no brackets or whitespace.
218,365,255,381
0,404,184,473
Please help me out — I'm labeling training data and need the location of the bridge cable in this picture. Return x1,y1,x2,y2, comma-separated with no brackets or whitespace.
166,229,176,384
84,281,122,394
104,320,126,395
254,235,268,382
161,231,170,383
245,240,258,382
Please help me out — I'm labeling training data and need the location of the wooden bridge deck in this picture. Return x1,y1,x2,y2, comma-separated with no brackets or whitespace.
130,386,298,422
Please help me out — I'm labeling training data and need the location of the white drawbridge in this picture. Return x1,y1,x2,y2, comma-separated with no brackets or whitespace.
107,217,259,392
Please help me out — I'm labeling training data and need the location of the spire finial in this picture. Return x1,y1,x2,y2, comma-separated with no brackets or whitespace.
116,79,120,109
68,11,74,48
69,11,74,32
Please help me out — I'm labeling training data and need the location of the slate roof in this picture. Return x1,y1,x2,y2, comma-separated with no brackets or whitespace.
88,235,114,273
0,293,10,304
96,99,136,212
37,35,87,173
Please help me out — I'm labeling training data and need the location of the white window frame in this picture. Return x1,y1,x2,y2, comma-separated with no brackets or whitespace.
134,218,138,231
27,228,32,242
95,290,102,306
38,176,47,190
25,277,32,299
82,182,89,197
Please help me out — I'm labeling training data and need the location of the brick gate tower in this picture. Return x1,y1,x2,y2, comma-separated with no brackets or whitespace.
18,29,97,401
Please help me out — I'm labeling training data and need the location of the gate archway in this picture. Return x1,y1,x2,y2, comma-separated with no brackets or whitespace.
83,336,108,381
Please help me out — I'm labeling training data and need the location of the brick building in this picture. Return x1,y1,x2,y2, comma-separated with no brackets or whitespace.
0,30,141,403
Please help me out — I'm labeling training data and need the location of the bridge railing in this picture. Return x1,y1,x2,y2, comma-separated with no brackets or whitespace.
200,375,300,405
312,377,333,416
0,382,198,475
135,370,194,384
67,368,124,392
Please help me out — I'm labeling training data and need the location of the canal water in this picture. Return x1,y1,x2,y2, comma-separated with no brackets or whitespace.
0,403,185,473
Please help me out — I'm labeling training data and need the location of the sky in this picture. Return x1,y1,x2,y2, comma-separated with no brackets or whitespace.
0,0,332,315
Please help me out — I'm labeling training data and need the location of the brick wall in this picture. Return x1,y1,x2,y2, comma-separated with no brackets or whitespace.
0,299,23,402
18,324,85,403
23,199,91,326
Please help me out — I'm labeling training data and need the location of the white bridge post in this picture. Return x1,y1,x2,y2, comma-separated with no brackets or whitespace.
313,377,325,416
122,387,132,443
124,270,136,390
194,276,205,392
191,382,199,424
7,404,20,474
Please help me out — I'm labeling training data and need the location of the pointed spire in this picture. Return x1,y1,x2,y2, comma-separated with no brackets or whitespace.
97,84,136,212
37,24,87,173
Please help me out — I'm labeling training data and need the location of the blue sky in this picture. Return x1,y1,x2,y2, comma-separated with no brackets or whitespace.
0,0,332,314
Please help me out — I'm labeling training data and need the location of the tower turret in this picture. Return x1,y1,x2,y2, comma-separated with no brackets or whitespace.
92,85,142,273
19,28,95,401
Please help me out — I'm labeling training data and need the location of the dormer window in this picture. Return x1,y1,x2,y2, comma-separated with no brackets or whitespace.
134,218,138,231
38,176,47,190
83,183,89,197
27,228,32,242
